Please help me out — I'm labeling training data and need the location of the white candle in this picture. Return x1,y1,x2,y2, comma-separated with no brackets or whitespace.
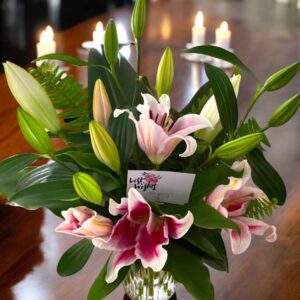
192,11,206,46
93,21,105,48
215,21,231,49
36,26,56,58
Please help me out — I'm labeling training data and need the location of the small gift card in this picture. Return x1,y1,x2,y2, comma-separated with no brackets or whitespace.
127,170,195,205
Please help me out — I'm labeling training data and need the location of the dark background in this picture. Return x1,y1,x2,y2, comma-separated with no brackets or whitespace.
0,0,133,71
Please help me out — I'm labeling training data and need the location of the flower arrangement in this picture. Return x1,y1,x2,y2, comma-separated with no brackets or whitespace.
1,0,300,299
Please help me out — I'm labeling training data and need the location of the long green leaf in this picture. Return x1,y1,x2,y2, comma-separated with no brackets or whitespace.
57,239,94,277
189,201,240,232
247,148,286,205
87,259,129,300
0,154,38,183
108,110,137,168
185,45,257,80
205,63,238,134
165,241,214,300
9,180,79,209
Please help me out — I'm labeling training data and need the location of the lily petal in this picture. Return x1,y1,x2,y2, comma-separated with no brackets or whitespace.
105,249,137,283
92,216,139,251
164,211,194,239
109,198,128,216
136,222,169,272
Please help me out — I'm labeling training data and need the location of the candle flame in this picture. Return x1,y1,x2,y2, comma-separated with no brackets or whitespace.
40,26,54,43
195,11,204,27
220,21,229,31
95,21,104,32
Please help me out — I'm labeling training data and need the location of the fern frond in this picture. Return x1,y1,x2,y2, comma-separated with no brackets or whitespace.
29,62,89,132
245,197,278,219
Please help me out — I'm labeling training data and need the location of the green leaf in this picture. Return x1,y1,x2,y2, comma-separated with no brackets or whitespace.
108,109,137,168
104,19,119,66
185,45,257,80
33,53,101,67
30,62,89,132
16,161,75,191
190,164,239,202
0,154,38,184
189,201,240,232
9,180,79,209
181,81,212,114
213,133,264,160
87,259,129,300
185,227,225,260
204,63,238,134
247,148,286,205
264,61,300,91
165,240,214,300
57,239,94,277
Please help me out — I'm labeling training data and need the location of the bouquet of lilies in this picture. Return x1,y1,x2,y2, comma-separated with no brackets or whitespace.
1,0,299,299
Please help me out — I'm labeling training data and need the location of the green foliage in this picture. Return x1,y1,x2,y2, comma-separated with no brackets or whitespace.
245,198,278,219
57,239,94,277
185,45,257,80
180,81,212,114
165,240,214,300
239,118,270,148
87,259,129,300
247,148,286,205
29,62,89,131
104,19,119,66
204,63,238,135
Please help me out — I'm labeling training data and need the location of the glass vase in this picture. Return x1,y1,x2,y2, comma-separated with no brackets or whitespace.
123,265,176,300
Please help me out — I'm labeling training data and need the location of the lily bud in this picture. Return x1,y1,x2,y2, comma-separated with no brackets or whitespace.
17,108,53,154
73,172,103,206
196,75,241,152
104,19,119,66
156,47,174,98
268,94,300,127
3,61,61,133
264,61,300,91
213,133,263,160
89,120,121,172
93,79,112,128
131,0,147,39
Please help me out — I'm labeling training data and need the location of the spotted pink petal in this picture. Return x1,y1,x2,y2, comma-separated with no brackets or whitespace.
167,114,210,136
105,249,137,283
127,188,151,224
92,216,139,251
136,222,169,272
235,216,277,242
164,211,194,239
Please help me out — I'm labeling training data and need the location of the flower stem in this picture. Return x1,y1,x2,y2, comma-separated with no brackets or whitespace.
136,38,141,76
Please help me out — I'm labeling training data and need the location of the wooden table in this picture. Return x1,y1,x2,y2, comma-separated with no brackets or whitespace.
0,0,299,299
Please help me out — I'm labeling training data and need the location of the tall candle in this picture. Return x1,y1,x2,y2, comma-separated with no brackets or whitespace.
215,21,231,49
36,26,56,58
192,11,206,46
93,21,105,48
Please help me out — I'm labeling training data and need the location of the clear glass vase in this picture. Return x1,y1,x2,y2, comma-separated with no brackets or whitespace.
123,265,176,300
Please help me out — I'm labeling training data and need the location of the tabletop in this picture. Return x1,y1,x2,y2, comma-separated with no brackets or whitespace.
0,0,299,299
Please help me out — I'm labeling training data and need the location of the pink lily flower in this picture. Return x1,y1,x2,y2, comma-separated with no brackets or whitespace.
55,206,113,239
93,188,194,283
206,160,277,255
113,93,210,165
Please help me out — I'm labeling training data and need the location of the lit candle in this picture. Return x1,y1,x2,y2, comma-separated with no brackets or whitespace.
192,11,206,46
215,21,231,49
93,21,105,48
36,26,56,58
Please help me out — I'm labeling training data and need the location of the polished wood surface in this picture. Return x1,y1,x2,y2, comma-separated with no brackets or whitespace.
0,0,299,299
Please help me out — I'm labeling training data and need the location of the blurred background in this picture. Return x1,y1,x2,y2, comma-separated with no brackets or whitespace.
0,0,299,72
